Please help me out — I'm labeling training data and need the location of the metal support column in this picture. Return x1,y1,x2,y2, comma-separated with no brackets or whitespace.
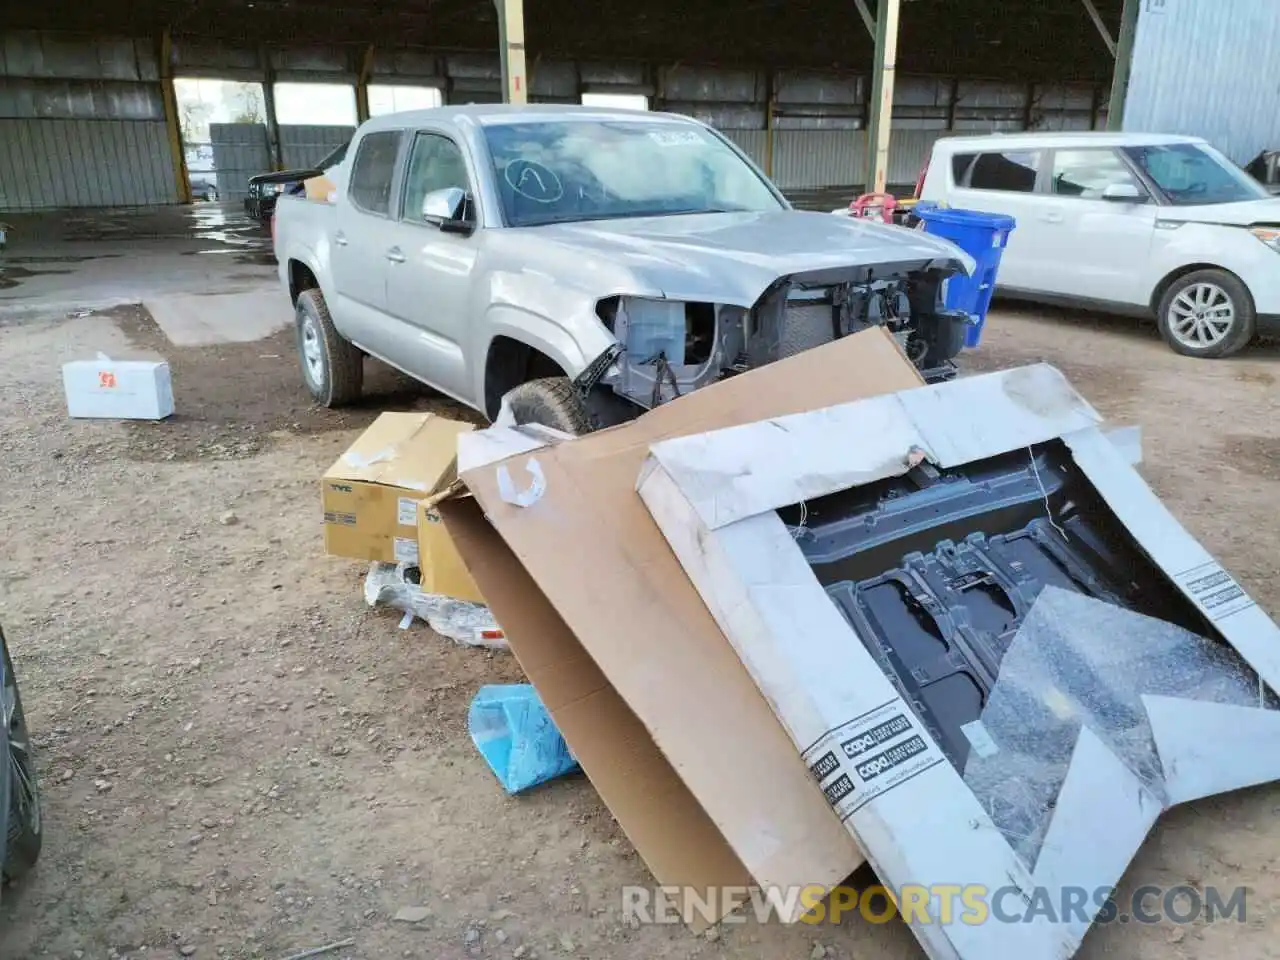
945,77,960,131
864,0,901,195
764,70,776,177
494,0,528,104
1106,0,1139,131
261,46,283,170
356,45,375,123
157,28,192,204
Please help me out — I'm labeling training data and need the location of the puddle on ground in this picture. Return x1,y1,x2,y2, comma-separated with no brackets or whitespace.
101,304,480,463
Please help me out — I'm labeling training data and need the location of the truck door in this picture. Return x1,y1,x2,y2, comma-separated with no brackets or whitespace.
331,129,405,359
383,130,481,402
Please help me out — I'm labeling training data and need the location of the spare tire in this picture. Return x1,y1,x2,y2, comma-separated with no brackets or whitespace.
502,377,593,435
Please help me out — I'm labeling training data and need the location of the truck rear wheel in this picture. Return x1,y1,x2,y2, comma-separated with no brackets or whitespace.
296,289,363,407
2,632,41,883
502,378,593,435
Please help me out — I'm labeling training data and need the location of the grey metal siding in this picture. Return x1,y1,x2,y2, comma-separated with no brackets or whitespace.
209,122,271,201
1125,0,1280,163
279,124,355,170
721,129,769,171
0,32,174,210
0,118,177,210
768,129,943,191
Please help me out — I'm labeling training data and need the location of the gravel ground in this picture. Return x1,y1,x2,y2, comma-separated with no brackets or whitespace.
0,301,1278,960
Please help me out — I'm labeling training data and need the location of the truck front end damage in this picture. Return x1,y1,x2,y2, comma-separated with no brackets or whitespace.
588,258,971,412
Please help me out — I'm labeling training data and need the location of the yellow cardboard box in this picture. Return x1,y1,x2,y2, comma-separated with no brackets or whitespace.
322,412,477,577
417,497,484,604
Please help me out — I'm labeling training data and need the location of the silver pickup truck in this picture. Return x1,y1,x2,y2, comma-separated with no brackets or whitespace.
273,104,974,432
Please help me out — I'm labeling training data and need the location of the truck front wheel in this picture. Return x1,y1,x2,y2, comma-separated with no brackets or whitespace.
502,378,593,435
296,289,363,407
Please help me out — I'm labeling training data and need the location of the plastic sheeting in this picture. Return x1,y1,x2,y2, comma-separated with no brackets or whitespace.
469,684,579,794
962,586,1277,872
363,562,506,650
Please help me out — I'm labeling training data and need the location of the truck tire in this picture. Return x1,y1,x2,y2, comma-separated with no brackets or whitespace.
1156,269,1256,359
2,634,41,883
296,288,363,406
502,378,593,435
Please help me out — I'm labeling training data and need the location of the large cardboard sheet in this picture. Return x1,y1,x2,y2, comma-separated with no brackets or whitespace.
637,364,1280,958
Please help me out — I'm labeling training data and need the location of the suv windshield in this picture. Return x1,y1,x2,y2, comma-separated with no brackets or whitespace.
1123,143,1267,206
482,119,784,226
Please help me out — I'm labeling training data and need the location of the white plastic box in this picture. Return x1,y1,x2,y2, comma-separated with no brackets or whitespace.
62,357,174,420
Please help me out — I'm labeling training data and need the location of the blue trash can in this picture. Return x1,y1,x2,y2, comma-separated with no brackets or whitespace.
916,206,1017,348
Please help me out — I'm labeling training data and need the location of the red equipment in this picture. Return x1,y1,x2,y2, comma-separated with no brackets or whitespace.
849,192,898,224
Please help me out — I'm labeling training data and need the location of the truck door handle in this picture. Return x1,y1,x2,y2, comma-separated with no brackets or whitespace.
334,232,349,246
385,247,406,263
1042,212,1065,224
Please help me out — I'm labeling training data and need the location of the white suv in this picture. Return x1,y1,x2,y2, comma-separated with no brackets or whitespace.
919,132,1280,358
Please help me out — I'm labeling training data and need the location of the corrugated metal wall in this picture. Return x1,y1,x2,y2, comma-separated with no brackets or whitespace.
1125,0,1280,164
721,129,769,171
209,122,270,200
0,32,177,211
279,124,355,169
727,129,943,191
1,29,1110,211
0,118,176,209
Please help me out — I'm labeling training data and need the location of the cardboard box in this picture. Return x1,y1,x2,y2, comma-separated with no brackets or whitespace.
63,358,173,420
637,364,1280,959
438,329,943,928
417,498,484,604
323,412,474,567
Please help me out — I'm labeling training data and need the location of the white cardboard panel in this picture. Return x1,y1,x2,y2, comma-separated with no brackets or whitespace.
1145,695,1280,805
645,364,1102,531
637,366,1280,960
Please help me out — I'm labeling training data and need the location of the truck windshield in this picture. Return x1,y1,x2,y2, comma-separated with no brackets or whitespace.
1123,143,1268,206
482,119,784,226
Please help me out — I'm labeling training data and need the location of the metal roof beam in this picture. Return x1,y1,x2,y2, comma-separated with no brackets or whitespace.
854,0,876,39
1080,0,1117,57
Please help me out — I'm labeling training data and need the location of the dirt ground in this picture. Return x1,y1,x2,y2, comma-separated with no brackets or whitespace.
1,296,1279,960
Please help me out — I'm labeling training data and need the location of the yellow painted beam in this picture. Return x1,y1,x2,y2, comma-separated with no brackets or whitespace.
158,28,192,204
495,0,528,104
864,0,901,195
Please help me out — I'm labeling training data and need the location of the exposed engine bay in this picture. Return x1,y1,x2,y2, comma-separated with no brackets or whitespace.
590,261,971,412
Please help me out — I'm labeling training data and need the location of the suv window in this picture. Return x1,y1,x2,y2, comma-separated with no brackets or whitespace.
966,151,1040,193
403,133,471,223
348,131,402,215
1051,148,1143,199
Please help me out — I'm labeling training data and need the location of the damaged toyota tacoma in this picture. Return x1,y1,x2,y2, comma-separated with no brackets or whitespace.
273,104,976,433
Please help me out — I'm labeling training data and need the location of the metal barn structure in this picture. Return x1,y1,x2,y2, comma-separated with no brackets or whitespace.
1,0,1139,212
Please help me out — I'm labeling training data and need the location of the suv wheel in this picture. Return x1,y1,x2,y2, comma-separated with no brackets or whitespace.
1157,269,1256,358
502,378,593,435
296,289,363,406
2,633,41,883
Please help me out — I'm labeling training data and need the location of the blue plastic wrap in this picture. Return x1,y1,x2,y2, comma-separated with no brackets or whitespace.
468,684,579,794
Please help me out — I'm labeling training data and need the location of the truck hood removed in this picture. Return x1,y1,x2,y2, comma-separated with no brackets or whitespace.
528,209,974,305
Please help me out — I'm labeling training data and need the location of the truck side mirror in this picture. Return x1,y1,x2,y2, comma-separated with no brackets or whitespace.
422,187,471,232
1102,182,1145,203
